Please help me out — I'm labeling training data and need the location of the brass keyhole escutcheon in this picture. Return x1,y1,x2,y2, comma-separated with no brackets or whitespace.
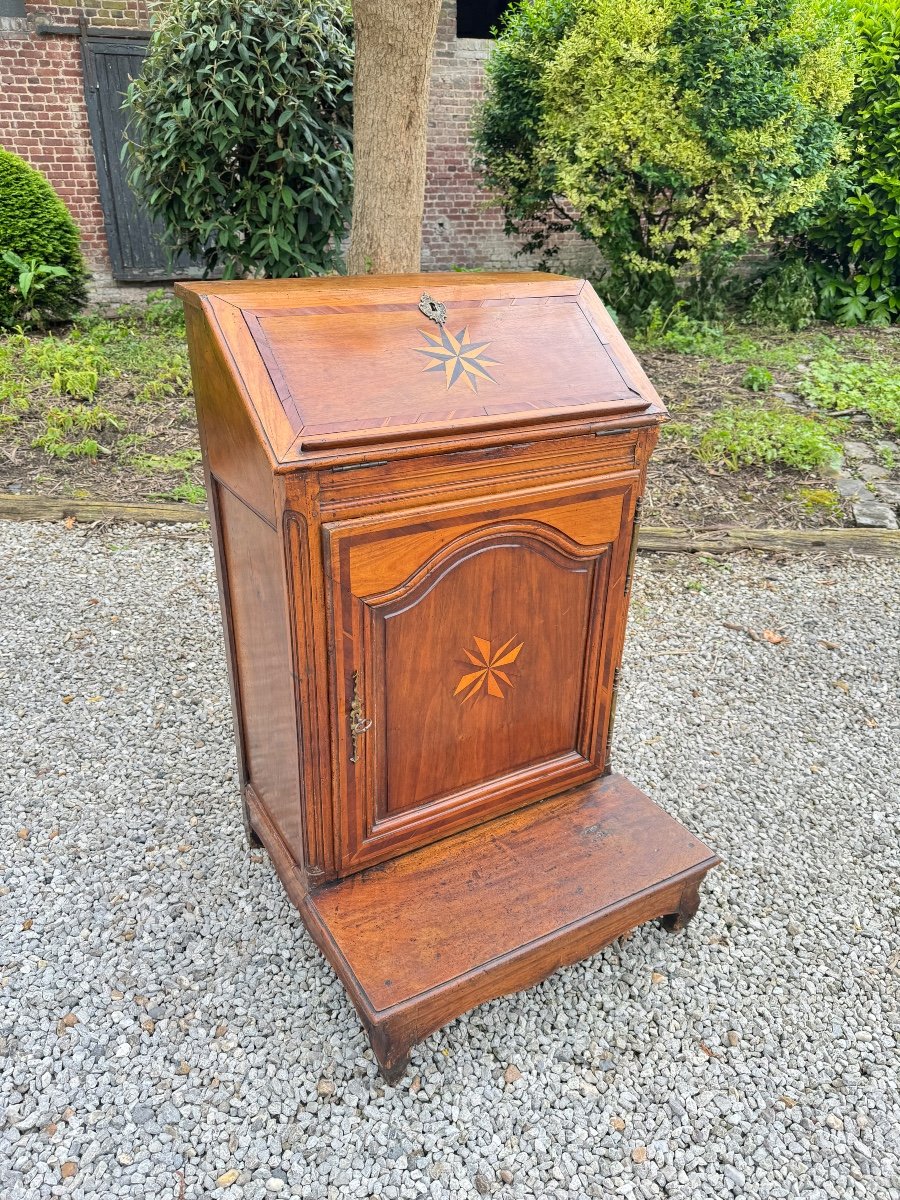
349,670,372,763
418,291,447,327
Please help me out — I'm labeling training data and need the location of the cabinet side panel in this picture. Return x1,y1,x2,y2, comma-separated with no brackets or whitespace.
216,483,304,859
183,304,276,524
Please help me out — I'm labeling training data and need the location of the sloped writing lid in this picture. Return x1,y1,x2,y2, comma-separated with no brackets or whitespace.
181,274,662,459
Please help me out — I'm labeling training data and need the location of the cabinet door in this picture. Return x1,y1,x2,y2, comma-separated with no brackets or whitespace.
324,476,637,873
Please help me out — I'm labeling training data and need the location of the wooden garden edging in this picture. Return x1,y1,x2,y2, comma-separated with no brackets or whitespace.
0,494,207,525
1,493,899,557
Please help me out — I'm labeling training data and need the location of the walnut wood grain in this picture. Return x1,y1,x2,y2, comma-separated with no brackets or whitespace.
324,479,636,872
178,275,664,460
178,271,720,1079
244,774,720,1079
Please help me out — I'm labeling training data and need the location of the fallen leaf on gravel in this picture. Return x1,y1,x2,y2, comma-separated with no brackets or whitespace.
699,1041,722,1060
49,829,59,840
761,629,788,645
865,717,878,728
63,516,76,531
141,1019,155,1035
216,1169,240,1188
651,972,666,984
22,919,33,930
779,1096,797,1108
833,680,850,693
819,640,840,650
62,695,74,704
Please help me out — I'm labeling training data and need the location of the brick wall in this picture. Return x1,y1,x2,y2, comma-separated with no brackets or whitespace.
0,0,154,304
0,0,597,307
422,0,599,276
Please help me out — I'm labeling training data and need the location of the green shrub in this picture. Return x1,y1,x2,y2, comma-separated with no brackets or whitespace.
0,151,87,328
697,402,846,471
124,0,353,279
788,0,900,324
475,0,856,324
633,304,725,354
744,259,818,330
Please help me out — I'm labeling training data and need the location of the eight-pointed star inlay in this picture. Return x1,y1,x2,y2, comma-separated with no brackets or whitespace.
416,325,498,392
453,636,524,702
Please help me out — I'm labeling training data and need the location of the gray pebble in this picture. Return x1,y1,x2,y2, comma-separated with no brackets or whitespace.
0,522,897,1200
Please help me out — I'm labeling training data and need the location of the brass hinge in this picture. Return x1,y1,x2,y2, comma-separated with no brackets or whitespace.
623,496,643,596
604,665,623,774
332,460,388,473
348,671,372,764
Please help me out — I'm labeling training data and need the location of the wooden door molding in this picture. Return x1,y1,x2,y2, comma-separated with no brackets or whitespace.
324,481,635,873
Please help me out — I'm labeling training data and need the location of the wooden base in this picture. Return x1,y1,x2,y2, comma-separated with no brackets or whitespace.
248,774,719,1080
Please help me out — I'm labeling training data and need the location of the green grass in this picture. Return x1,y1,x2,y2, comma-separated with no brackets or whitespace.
697,402,846,473
660,420,696,441
0,293,202,486
798,348,900,433
129,448,201,475
161,481,207,504
0,378,29,428
32,403,120,460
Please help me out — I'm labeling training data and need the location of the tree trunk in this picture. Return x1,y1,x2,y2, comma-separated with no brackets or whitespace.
347,0,442,275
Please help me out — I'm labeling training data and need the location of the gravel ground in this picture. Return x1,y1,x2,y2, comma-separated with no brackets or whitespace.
1,521,898,1200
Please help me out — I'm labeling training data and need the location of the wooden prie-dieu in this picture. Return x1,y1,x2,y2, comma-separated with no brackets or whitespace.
176,272,719,1080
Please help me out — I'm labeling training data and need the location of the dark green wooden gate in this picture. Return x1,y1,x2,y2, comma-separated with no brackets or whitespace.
81,34,204,283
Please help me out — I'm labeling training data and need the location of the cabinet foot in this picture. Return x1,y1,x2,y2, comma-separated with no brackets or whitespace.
241,788,263,850
378,1054,411,1085
661,880,702,933
367,1019,413,1085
